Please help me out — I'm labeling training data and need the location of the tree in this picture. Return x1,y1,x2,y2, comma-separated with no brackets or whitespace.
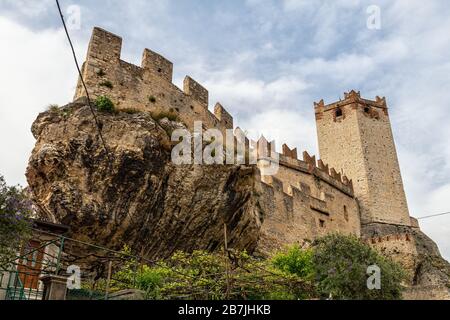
106,248,316,300
271,245,315,281
312,234,405,300
0,174,33,267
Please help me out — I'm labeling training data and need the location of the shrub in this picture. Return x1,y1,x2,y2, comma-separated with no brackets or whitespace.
271,245,315,280
99,80,113,89
96,69,106,77
47,104,60,113
95,96,115,113
108,248,316,300
151,111,178,122
312,234,405,300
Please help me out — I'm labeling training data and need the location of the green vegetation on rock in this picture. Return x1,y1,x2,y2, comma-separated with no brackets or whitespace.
95,96,115,113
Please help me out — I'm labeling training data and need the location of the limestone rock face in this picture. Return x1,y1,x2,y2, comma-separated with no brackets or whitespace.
362,223,450,299
26,100,263,259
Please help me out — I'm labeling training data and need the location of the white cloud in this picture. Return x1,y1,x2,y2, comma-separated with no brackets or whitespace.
419,183,450,261
0,16,86,185
238,109,317,155
1,0,53,17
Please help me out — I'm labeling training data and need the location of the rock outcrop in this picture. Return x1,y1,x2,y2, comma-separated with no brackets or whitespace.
26,99,263,260
362,223,450,299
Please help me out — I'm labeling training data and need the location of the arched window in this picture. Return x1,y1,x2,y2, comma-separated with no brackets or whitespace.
335,108,343,117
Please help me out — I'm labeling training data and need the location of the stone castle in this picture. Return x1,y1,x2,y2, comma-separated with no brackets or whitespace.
68,27,448,298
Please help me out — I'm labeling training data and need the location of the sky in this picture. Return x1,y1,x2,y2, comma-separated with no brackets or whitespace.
0,0,449,260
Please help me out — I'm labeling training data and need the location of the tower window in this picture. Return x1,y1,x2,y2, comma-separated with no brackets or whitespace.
344,205,349,222
335,108,343,117
319,219,325,228
364,107,370,113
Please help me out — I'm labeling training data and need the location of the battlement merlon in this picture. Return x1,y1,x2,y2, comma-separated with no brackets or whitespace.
86,27,123,64
142,48,173,82
314,90,388,113
184,76,209,107
214,103,234,129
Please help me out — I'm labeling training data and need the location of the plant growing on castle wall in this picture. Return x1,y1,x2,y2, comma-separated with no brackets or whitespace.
99,80,114,89
96,69,106,77
95,96,115,113
0,174,33,268
151,111,179,122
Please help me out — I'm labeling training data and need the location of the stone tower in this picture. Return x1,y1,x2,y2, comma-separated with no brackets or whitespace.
314,90,411,227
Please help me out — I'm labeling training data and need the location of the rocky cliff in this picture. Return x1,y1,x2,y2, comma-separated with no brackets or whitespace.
26,99,263,260
362,223,450,299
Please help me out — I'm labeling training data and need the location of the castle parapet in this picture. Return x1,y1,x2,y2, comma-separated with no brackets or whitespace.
282,144,298,160
214,103,234,129
142,48,173,81
74,27,234,133
87,27,122,64
314,90,388,114
184,76,209,107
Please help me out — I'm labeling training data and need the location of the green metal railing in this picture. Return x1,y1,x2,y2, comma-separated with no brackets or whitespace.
0,238,62,301
5,270,26,300
1,231,146,301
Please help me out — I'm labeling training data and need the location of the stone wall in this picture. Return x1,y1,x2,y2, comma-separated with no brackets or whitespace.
74,27,233,135
315,91,411,226
256,145,361,254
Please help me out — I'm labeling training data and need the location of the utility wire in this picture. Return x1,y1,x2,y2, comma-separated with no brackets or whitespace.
417,211,450,220
55,0,112,163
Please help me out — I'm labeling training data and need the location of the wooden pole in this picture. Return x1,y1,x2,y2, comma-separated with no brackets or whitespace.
104,260,113,300
224,223,230,299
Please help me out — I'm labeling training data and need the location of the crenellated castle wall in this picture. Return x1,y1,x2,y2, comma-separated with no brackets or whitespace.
255,142,361,253
73,27,419,263
74,27,233,134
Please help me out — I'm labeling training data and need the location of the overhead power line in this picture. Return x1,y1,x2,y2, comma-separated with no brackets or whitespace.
417,212,450,220
55,0,112,163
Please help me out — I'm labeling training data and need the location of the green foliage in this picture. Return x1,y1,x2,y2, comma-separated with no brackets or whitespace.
0,175,33,267
47,104,60,113
151,111,179,122
108,248,315,300
99,80,113,89
46,104,73,118
312,234,405,300
271,245,315,280
95,96,115,113
89,235,406,301
96,69,106,77
148,96,157,103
